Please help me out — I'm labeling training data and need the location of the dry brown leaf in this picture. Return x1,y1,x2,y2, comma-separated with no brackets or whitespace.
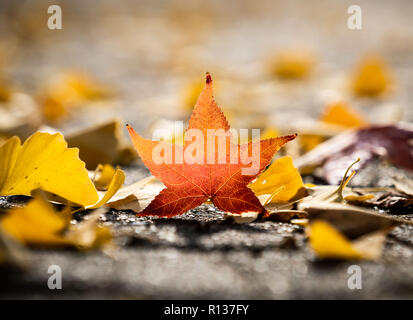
66,120,137,169
106,176,161,212
393,176,413,197
298,200,401,238
0,226,29,268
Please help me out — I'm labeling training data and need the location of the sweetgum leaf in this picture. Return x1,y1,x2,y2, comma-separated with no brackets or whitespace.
127,73,296,217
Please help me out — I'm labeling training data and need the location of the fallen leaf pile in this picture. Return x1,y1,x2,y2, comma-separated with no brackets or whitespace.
0,69,412,266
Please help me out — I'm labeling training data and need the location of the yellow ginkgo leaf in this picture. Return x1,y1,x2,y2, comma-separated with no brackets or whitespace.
59,72,111,101
1,196,112,249
352,55,392,97
93,164,116,190
0,132,99,206
249,156,305,204
321,101,367,128
1,197,70,246
89,168,125,209
308,220,363,260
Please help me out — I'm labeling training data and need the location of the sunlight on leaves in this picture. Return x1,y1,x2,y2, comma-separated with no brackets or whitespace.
1,196,112,249
250,156,306,204
0,132,125,208
0,132,99,206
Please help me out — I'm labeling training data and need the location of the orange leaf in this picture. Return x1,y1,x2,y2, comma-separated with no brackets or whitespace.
127,73,296,217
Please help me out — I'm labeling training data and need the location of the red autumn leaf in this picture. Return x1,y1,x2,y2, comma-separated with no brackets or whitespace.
127,73,296,217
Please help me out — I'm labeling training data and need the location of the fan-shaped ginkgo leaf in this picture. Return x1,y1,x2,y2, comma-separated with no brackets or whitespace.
0,132,99,206
249,156,305,204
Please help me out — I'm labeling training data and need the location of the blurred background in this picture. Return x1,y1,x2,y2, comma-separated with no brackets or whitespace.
1,0,412,134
